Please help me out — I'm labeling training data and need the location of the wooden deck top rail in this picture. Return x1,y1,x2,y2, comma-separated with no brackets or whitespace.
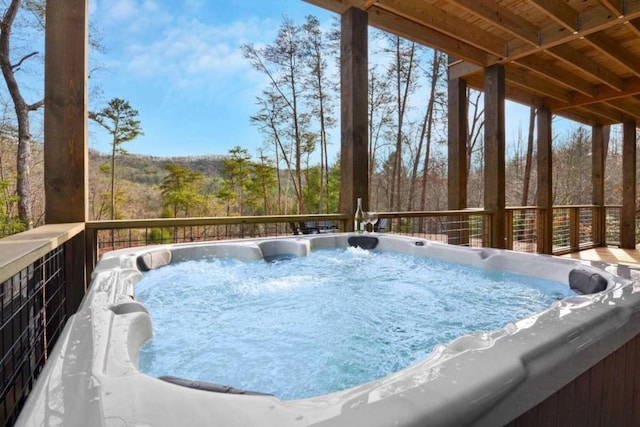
0,222,84,283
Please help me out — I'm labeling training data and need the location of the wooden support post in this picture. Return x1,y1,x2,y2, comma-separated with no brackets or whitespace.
483,64,506,249
621,120,636,249
45,0,88,224
339,7,368,228
447,57,468,245
592,125,606,246
537,107,553,254
448,58,467,211
45,0,89,313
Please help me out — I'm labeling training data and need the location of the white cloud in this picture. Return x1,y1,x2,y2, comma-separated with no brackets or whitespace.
109,0,138,21
125,16,274,92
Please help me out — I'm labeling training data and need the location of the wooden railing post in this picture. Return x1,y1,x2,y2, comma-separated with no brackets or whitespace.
505,209,514,250
65,231,87,315
85,227,99,282
537,108,553,254
621,120,637,249
592,125,606,246
537,208,549,254
570,207,580,252
483,213,492,248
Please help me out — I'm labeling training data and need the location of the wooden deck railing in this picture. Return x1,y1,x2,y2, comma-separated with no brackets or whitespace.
0,224,85,427
85,205,626,263
86,209,494,263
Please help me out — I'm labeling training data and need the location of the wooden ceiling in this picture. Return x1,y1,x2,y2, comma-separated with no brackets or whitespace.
304,0,640,127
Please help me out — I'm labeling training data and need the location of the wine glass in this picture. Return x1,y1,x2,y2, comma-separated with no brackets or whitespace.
366,211,378,233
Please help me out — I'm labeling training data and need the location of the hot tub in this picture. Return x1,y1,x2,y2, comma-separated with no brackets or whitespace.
15,233,640,426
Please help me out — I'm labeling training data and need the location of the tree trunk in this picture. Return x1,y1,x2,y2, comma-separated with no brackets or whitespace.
418,51,443,211
111,136,116,220
390,38,415,211
0,0,40,229
521,107,536,206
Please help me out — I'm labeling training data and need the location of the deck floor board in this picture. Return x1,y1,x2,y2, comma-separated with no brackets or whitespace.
561,246,640,268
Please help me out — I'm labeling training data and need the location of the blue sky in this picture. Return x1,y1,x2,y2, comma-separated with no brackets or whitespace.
89,0,338,157
87,0,573,159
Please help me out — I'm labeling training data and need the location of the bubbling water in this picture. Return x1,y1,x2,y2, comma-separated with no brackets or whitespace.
136,247,574,400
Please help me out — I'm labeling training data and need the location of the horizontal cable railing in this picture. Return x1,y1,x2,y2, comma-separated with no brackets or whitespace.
86,214,351,260
374,209,490,247
549,205,598,254
86,210,492,261
86,206,627,263
605,205,621,246
0,223,85,427
506,207,538,253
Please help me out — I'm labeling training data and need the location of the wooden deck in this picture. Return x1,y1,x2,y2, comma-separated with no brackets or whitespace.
562,246,640,268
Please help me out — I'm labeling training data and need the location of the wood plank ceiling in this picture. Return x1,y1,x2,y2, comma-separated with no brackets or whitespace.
304,0,640,127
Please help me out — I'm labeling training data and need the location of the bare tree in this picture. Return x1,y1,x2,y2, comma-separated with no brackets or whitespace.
412,50,445,211
466,89,484,173
243,18,308,213
301,15,336,213
521,107,536,206
385,35,419,211
0,0,44,229
367,64,393,209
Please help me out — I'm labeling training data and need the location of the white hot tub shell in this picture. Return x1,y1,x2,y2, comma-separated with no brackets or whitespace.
15,233,640,426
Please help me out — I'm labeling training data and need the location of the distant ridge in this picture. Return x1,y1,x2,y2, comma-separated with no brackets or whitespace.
89,149,226,187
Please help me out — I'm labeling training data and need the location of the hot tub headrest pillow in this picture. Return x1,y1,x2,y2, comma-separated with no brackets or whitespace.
347,235,379,250
568,269,608,294
137,249,172,271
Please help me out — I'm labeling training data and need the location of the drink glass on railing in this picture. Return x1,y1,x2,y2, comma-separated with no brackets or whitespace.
366,212,378,233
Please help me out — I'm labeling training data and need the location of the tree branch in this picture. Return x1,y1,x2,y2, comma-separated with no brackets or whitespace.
27,98,43,111
11,51,38,71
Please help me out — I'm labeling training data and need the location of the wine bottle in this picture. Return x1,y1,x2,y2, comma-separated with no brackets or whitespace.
354,197,365,233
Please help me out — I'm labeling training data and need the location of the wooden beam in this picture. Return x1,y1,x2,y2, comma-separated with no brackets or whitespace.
627,17,640,37
465,72,547,108
45,0,88,224
303,0,351,14
515,54,595,97
447,60,482,80
606,98,640,119
621,120,637,249
505,66,573,103
450,0,539,46
549,77,640,110
375,0,507,57
585,32,640,77
537,107,553,254
578,103,624,123
340,7,369,224
530,0,580,33
484,64,506,249
600,0,625,17
359,0,376,9
553,110,600,126
507,1,640,60
466,72,601,125
592,124,606,246
367,7,493,65
546,44,624,91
